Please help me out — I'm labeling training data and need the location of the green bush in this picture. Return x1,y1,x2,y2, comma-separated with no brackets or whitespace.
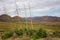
1,28,47,40
57,32,60,38
15,29,23,36
53,31,60,38
1,31,13,39
23,28,36,37
26,30,36,37
32,29,47,39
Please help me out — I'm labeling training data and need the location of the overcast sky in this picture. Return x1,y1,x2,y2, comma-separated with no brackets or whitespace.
0,0,60,17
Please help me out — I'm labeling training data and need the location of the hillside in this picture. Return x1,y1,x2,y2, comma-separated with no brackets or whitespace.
0,14,60,22
0,14,25,22
27,16,60,22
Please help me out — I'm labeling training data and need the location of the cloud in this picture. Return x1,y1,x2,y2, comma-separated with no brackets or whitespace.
0,0,60,17
32,7,51,12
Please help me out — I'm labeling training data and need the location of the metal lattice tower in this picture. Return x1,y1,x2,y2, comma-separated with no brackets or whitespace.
3,4,7,14
23,3,28,29
24,0,33,29
28,0,33,29
14,0,19,16
3,0,33,30
14,0,22,30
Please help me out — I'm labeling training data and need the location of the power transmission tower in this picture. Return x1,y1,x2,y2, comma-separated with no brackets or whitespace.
23,1,28,29
28,0,33,29
3,3,7,14
24,0,33,29
14,0,19,16
14,0,20,30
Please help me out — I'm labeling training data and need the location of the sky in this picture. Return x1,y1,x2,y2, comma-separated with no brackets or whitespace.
0,0,60,17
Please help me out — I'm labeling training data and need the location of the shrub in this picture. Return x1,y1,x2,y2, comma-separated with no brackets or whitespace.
32,29,47,39
53,31,60,38
37,29,47,38
15,29,23,36
26,30,36,37
1,31,13,39
23,28,36,37
57,32,60,38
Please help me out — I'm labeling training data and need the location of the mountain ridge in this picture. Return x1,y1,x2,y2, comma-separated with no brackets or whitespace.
0,14,60,22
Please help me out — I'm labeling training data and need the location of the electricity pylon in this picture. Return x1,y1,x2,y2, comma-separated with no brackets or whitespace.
14,0,19,16
23,1,28,29
24,0,33,29
3,2,10,22
28,0,33,29
3,2,7,15
14,0,20,30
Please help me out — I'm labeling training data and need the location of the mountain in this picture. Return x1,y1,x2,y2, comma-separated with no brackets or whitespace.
12,16,25,22
0,14,11,22
0,14,25,22
0,14,60,22
27,16,60,22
